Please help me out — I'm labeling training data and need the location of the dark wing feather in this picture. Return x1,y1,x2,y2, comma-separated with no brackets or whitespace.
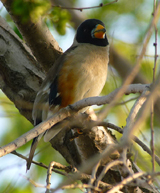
27,46,77,170
49,77,61,106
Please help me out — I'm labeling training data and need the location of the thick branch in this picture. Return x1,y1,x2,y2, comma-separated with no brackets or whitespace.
0,84,149,157
1,0,62,72
0,2,160,191
0,16,44,122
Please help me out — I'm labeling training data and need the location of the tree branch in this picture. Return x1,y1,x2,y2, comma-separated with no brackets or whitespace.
52,0,118,12
0,84,149,157
0,16,44,122
1,0,62,72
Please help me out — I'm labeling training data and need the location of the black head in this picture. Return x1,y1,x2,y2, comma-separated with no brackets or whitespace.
76,19,109,47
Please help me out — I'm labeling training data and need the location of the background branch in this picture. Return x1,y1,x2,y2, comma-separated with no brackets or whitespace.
52,0,118,11
0,84,149,157
0,1,160,192
1,0,62,73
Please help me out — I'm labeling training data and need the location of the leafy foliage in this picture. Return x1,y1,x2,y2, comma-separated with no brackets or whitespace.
0,0,160,192
12,0,51,22
48,7,71,35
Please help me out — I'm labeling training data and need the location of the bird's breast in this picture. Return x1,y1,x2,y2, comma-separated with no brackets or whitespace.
58,44,109,107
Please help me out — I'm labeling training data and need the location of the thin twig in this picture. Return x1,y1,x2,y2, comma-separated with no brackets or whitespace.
116,96,139,105
153,0,158,81
61,183,101,192
103,122,160,166
133,136,160,166
12,150,110,191
150,101,155,172
0,84,149,157
11,151,70,175
119,71,160,168
150,0,158,173
88,161,101,193
52,0,118,12
95,160,123,188
109,65,130,114
122,75,160,147
107,172,144,193
46,161,55,193
120,90,149,164
98,1,160,121
21,174,46,188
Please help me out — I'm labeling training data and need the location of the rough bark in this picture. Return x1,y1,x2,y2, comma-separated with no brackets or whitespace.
1,0,62,73
0,16,44,123
0,1,159,192
0,9,119,186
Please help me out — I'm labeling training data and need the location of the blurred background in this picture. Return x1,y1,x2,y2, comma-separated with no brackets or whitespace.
0,0,160,192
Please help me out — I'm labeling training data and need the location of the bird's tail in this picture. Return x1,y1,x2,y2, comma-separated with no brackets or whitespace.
26,133,43,170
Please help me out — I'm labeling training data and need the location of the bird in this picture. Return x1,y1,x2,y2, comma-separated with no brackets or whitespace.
27,19,109,170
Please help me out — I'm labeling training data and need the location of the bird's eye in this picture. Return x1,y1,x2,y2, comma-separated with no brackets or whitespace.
83,29,88,32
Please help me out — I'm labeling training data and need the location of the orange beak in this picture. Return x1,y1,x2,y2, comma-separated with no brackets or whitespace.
91,24,106,39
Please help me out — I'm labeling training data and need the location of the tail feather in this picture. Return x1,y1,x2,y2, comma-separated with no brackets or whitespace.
26,133,43,170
